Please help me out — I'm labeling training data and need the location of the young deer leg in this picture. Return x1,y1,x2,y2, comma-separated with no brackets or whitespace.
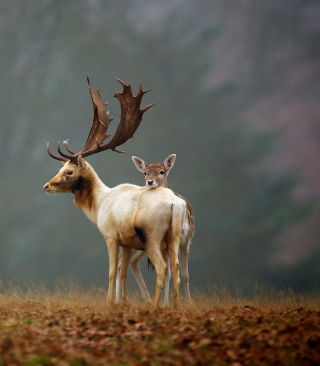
106,239,119,304
179,243,191,302
146,246,168,309
119,246,132,303
117,250,150,302
167,240,180,309
162,249,171,308
130,251,151,303
116,251,123,303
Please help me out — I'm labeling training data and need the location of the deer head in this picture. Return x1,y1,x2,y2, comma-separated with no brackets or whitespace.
44,78,155,193
132,154,176,188
43,156,89,193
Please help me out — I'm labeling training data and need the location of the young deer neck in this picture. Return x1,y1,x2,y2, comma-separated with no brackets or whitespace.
73,163,108,224
162,180,170,188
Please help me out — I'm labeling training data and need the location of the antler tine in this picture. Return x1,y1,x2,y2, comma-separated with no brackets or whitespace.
64,142,75,155
138,81,152,95
57,142,74,160
141,102,157,113
136,82,157,114
115,78,127,88
47,142,69,162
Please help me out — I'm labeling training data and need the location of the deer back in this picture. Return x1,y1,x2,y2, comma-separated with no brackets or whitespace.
97,184,186,249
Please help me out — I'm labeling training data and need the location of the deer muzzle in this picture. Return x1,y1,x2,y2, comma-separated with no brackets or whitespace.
43,182,57,192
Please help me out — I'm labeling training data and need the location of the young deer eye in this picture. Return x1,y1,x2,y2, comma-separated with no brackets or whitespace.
67,171,73,175
159,171,164,175
144,172,147,176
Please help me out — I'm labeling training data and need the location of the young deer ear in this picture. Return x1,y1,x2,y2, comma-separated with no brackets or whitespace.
77,155,86,170
164,154,176,172
132,156,147,173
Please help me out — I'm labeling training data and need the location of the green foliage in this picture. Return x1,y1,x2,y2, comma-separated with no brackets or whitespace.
25,355,51,366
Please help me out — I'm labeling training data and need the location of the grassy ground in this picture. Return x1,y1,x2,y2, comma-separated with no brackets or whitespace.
0,285,320,365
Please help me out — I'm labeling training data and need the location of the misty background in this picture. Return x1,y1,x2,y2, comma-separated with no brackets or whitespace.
1,0,320,295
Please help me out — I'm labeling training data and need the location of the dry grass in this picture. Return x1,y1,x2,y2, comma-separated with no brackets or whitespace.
1,281,320,313
0,283,320,365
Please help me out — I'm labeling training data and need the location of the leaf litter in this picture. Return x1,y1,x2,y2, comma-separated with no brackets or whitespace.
0,288,320,365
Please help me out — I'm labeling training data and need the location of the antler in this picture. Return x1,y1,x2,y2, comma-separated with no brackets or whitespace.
47,78,156,163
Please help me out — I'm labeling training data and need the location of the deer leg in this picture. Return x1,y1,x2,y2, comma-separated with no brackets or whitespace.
162,249,171,308
167,240,180,310
120,246,132,303
179,242,191,302
115,251,122,303
146,247,167,309
106,239,119,304
129,250,151,303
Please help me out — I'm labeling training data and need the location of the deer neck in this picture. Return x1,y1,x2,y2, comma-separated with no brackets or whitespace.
72,164,109,224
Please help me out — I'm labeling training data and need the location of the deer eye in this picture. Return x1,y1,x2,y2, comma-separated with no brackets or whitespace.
144,172,147,176
159,171,164,175
66,171,73,175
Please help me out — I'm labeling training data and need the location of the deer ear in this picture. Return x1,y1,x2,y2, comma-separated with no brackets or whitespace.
132,156,147,173
77,155,86,169
164,154,176,172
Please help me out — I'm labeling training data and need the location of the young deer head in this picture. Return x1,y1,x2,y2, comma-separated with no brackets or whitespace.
132,154,176,188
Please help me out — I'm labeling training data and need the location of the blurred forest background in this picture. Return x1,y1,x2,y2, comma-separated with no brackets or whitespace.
1,0,320,295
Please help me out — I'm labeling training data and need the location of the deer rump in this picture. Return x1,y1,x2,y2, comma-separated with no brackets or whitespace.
97,184,186,252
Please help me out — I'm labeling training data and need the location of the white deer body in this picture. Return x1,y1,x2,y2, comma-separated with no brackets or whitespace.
43,78,186,309
116,154,194,306
44,159,186,308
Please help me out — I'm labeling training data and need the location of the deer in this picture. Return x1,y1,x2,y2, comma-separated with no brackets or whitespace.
116,154,194,307
43,78,186,309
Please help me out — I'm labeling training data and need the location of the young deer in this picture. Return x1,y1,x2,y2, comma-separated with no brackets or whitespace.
116,155,194,306
43,78,186,309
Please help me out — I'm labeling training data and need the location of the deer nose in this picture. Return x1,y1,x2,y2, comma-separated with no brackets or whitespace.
43,183,49,191
147,180,154,186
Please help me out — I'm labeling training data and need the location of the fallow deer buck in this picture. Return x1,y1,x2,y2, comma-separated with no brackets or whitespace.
116,155,194,306
43,78,186,309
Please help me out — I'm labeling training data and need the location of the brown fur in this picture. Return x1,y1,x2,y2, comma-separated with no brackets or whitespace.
73,176,96,212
